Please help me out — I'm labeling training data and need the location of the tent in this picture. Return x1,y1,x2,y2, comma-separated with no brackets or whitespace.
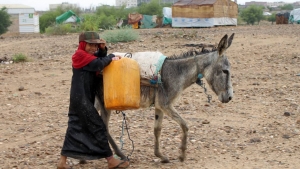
128,13,143,29
56,10,80,24
289,8,300,24
128,13,157,29
263,12,272,16
276,12,289,24
171,0,238,27
140,15,157,29
163,7,172,25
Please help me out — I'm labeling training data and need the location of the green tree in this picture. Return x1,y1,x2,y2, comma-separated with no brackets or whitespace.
80,14,100,31
138,0,162,17
98,14,117,29
267,13,276,24
39,9,64,33
94,5,135,29
280,4,293,10
0,7,12,35
240,5,264,25
39,6,82,33
100,5,137,18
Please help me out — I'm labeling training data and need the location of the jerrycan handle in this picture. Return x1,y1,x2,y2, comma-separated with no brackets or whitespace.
124,53,132,58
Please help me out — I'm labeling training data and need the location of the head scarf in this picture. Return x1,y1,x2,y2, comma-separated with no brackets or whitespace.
72,41,97,69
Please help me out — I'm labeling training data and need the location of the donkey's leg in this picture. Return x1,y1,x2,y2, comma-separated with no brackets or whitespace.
95,96,127,160
154,109,169,163
99,104,127,160
163,106,189,162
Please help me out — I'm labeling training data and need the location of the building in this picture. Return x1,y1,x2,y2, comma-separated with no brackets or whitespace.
292,1,300,9
267,1,287,7
0,4,39,33
294,1,300,5
245,1,267,6
137,0,178,5
115,0,178,7
49,2,78,10
116,0,138,7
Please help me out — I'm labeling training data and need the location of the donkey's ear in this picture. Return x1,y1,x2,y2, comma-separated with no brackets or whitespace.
227,33,235,49
217,34,228,56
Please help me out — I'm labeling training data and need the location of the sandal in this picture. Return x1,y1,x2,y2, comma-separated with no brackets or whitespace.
108,160,130,169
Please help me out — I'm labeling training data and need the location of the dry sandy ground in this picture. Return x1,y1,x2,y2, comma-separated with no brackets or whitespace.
0,25,300,169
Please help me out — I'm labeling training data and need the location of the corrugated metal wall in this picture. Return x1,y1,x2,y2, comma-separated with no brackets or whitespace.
172,0,237,18
172,5,214,18
214,0,238,18
19,13,40,33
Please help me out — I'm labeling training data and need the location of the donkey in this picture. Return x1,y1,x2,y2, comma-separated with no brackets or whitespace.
95,33,234,163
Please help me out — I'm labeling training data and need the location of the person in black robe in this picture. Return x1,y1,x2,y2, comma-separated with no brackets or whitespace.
57,31,130,169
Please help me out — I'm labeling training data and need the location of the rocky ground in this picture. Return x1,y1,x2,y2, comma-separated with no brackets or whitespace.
0,24,300,169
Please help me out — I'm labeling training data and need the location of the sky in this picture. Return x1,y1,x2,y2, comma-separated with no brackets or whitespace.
0,0,298,11
0,0,116,10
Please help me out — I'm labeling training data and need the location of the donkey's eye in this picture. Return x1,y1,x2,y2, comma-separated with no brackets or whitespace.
222,70,229,75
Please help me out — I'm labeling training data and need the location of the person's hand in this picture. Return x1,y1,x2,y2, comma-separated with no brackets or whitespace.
112,55,122,60
99,39,106,50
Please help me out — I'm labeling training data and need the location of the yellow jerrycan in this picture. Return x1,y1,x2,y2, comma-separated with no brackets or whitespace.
103,57,140,110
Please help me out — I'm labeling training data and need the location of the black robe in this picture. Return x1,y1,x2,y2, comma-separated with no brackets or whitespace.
61,49,114,160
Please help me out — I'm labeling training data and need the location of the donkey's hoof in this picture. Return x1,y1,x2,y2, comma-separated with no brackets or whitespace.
160,158,170,163
79,159,87,164
179,155,186,162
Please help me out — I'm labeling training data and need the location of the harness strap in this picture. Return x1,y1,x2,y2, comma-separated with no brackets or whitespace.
194,55,203,80
141,78,158,88
194,55,211,103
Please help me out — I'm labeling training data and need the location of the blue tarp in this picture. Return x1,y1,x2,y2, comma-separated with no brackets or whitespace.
140,15,157,29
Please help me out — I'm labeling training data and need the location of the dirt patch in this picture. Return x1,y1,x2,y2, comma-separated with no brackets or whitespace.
0,25,300,169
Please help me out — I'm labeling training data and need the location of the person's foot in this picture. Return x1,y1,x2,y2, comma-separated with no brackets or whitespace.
57,158,72,169
107,157,130,169
57,163,72,169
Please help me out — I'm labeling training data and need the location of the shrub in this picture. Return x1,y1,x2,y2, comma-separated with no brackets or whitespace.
12,53,28,63
100,27,139,43
45,24,79,35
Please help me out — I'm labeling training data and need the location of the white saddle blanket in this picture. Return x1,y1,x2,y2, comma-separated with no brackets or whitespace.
113,51,167,79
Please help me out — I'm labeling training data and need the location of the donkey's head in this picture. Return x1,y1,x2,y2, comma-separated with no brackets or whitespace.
205,34,234,103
